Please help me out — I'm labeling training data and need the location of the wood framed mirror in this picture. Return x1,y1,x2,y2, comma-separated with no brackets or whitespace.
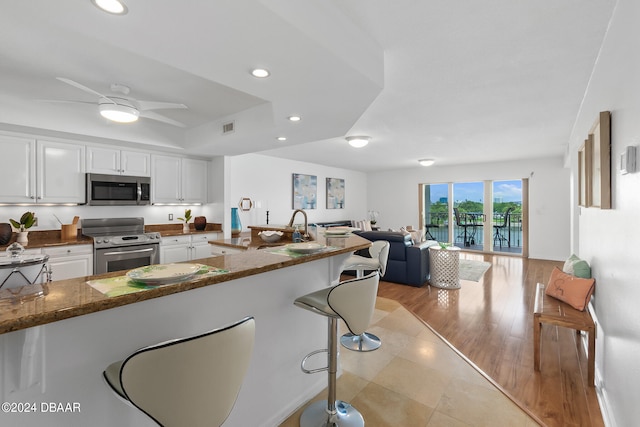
239,197,253,211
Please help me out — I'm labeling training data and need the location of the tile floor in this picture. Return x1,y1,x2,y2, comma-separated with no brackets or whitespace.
279,297,539,427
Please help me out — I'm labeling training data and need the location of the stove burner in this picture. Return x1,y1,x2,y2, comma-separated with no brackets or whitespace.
81,217,161,249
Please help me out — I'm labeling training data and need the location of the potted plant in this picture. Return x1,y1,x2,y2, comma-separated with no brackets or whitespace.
178,209,192,233
10,211,36,244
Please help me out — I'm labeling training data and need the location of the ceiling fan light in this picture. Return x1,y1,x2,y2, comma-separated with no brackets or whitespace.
92,0,128,15
418,159,435,167
346,136,370,148
99,104,139,123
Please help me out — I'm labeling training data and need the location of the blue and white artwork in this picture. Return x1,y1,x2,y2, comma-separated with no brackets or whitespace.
326,177,345,209
292,173,317,209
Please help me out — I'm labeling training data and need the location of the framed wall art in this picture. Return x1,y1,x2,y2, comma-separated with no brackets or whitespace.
292,173,317,209
588,111,611,209
578,140,590,207
326,177,345,209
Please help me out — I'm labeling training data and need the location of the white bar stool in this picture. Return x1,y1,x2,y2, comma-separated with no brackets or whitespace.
294,272,380,427
340,240,390,351
103,316,255,427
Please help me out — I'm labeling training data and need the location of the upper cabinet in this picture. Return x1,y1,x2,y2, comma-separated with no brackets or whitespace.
0,135,36,203
151,155,208,204
0,135,85,204
87,147,150,177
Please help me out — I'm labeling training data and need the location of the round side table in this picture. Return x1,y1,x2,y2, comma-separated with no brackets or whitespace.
428,245,461,289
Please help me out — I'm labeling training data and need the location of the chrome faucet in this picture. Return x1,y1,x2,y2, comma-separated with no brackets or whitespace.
288,209,309,239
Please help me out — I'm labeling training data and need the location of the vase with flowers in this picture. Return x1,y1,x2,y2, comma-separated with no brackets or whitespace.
10,211,36,245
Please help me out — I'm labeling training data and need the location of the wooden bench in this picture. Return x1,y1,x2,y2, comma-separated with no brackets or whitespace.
533,282,595,386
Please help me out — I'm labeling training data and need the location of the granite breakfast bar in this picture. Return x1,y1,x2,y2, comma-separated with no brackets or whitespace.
0,234,370,427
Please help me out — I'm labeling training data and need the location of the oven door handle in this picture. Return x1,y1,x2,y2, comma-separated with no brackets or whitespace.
102,247,156,257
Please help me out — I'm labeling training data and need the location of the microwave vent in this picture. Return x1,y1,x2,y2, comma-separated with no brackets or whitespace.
222,121,235,134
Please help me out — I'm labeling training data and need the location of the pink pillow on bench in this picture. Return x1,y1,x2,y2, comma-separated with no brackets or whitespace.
545,267,595,311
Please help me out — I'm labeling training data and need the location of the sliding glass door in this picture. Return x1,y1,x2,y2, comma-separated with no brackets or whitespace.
491,180,523,254
420,179,526,255
453,182,485,251
422,183,449,242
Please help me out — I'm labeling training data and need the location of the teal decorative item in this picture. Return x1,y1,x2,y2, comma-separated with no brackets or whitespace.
231,207,242,236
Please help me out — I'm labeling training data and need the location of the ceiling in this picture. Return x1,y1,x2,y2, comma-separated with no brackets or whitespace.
0,0,616,172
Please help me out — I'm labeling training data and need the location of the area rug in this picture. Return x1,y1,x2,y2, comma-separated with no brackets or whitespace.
459,259,491,281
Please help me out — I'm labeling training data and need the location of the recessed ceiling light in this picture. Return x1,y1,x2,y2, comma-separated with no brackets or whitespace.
251,68,270,78
276,136,287,141
91,0,128,15
346,136,370,148
418,159,435,167
288,116,301,122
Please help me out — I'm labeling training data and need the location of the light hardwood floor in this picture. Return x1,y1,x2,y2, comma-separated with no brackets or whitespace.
377,253,604,427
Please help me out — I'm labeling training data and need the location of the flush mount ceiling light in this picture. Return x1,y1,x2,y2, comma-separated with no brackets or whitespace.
418,159,435,167
276,136,287,141
99,101,139,123
346,136,370,148
288,115,301,122
91,0,128,15
251,68,270,78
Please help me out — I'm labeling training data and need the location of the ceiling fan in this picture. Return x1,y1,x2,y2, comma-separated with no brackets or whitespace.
50,77,188,127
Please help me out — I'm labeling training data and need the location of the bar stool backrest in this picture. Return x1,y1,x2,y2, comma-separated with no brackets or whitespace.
327,272,379,335
119,316,255,427
370,240,390,276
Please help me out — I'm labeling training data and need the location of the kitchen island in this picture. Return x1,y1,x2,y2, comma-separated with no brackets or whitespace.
0,233,370,427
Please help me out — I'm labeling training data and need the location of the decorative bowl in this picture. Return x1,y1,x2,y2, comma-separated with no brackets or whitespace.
259,231,283,243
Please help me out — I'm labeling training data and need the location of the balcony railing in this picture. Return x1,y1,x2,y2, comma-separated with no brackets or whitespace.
424,211,522,252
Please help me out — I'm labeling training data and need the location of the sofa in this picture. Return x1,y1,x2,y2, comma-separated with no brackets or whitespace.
352,230,438,287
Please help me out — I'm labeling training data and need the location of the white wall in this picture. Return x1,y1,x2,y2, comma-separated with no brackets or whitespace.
367,156,571,261
225,153,368,234
567,1,640,425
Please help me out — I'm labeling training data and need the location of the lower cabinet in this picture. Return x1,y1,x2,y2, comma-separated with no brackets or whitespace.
209,244,245,256
42,244,93,281
160,233,220,263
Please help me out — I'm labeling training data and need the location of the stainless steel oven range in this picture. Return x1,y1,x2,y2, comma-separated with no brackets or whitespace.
82,218,160,275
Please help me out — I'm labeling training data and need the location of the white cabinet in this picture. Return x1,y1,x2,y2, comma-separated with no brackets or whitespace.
37,140,86,204
0,136,85,204
0,135,36,203
210,244,245,256
190,232,220,261
42,245,93,281
181,158,208,204
151,155,208,204
87,147,150,176
159,235,191,264
159,233,220,263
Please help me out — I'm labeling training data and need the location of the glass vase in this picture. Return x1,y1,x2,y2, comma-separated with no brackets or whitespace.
231,207,242,236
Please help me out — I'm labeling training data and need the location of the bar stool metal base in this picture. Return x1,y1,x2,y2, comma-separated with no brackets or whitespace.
300,399,364,427
340,332,381,352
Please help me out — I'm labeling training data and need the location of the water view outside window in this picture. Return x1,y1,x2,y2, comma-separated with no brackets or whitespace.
423,183,449,241
492,180,522,253
422,180,523,254
453,182,484,250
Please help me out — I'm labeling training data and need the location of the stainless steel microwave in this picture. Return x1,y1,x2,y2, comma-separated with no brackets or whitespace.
86,173,151,206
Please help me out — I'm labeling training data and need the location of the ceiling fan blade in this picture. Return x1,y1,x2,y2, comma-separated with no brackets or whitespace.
56,77,115,103
137,100,188,111
140,110,186,127
37,99,96,105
